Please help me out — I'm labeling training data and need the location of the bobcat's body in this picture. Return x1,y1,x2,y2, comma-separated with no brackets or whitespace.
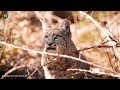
41,18,90,79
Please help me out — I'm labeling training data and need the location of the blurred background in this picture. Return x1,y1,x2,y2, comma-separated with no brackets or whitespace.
0,11,120,79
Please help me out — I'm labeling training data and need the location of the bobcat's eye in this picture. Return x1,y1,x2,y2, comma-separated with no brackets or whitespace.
44,36,48,40
54,35,61,41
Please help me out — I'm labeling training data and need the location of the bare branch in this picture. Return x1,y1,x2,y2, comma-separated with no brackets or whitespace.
67,69,120,79
0,41,119,75
27,60,52,79
79,11,120,61
78,44,120,51
1,65,26,79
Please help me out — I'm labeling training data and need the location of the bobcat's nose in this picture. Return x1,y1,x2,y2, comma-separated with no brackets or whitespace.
46,42,56,50
47,41,56,46
47,42,53,46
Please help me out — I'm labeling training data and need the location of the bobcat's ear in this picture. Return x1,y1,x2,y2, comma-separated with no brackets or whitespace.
40,17,51,34
58,19,71,37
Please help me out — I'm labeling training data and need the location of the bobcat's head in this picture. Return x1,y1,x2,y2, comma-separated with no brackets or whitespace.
41,19,71,54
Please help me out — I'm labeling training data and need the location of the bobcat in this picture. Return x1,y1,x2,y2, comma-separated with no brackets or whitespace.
40,18,90,79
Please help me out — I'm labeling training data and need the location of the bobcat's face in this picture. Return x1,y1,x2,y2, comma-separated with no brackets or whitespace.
42,19,71,54
43,29,67,54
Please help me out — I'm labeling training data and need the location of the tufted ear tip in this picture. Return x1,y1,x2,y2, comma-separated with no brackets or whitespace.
57,18,71,38
63,15,72,23
59,18,70,29
62,18,70,24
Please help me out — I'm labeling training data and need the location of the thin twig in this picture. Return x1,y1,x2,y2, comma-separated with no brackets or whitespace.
67,69,120,78
79,11,120,61
78,44,120,51
27,61,52,78
94,23,114,70
95,15,119,44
